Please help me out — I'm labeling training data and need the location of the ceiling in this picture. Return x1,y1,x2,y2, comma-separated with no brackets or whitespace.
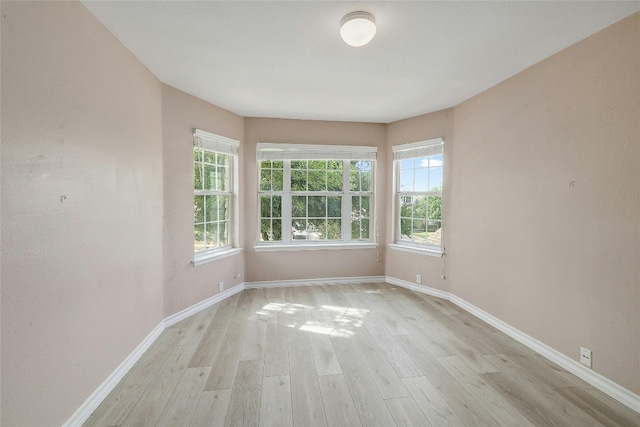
82,1,640,124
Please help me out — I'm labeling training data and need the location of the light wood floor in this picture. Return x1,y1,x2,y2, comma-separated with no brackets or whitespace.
85,282,640,427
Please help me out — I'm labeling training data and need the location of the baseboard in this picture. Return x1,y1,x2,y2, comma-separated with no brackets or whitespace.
62,321,165,427
244,275,385,289
448,294,640,414
164,284,245,327
384,276,450,300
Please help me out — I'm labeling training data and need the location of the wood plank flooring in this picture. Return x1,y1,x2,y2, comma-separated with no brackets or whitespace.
84,282,640,427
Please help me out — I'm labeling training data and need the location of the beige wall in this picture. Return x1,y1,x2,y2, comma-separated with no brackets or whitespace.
162,85,244,316
242,118,387,282
1,2,164,425
1,2,638,424
448,13,639,393
385,109,454,291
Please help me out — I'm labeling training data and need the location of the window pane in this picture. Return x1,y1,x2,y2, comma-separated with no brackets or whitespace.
204,195,217,222
429,167,443,191
272,219,282,241
261,195,271,218
326,219,341,240
194,149,203,163
272,195,282,218
194,195,205,223
220,221,228,246
292,196,306,217
327,171,342,191
260,160,272,169
217,166,228,191
217,153,228,166
308,219,324,240
260,169,271,191
291,160,306,169
292,219,308,239
328,160,343,171
327,196,341,218
194,224,205,251
206,223,219,247
360,171,372,192
400,218,412,240
414,168,428,192
203,164,216,190
260,219,272,242
427,195,442,221
194,162,203,190
272,169,284,191
413,195,427,221
361,219,370,239
399,170,414,192
400,196,413,218
291,170,307,191
308,196,326,217
203,151,216,164
309,160,326,170
308,170,326,191
361,196,370,216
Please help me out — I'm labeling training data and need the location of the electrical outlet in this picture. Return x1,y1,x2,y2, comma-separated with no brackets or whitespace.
218,281,224,292
580,347,592,368
416,274,422,284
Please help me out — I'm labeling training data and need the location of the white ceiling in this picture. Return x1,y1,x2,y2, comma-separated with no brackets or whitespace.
82,1,640,124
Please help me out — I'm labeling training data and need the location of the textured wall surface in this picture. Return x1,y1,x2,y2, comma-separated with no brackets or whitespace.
1,2,164,425
162,85,245,317
448,13,639,393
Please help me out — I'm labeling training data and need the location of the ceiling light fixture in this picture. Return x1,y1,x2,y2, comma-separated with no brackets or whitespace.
340,11,376,47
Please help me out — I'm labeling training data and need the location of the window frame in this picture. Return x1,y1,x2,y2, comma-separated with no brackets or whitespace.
193,128,240,265
391,138,444,255
256,143,377,249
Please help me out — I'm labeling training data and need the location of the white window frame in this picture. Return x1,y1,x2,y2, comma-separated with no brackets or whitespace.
390,138,444,256
256,143,377,250
193,128,241,265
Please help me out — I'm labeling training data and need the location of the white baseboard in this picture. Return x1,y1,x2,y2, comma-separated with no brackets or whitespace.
244,275,385,289
164,284,245,327
384,276,451,300
65,275,639,425
448,294,640,414
62,322,165,427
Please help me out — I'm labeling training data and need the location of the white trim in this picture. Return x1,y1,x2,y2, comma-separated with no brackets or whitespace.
193,247,243,266
384,276,450,300
388,243,443,257
164,284,244,327
254,243,378,252
193,128,239,154
62,322,165,427
257,142,377,160
447,293,640,414
245,276,385,289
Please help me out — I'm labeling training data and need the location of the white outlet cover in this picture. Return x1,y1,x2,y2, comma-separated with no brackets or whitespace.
580,347,592,368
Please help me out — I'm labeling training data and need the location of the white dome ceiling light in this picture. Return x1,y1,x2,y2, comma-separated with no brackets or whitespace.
340,11,376,47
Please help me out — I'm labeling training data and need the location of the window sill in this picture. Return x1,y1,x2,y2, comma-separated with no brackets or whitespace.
193,247,243,266
388,243,443,257
254,242,378,252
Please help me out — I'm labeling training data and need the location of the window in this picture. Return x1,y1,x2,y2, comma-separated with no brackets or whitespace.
257,143,376,247
393,138,443,253
193,129,239,262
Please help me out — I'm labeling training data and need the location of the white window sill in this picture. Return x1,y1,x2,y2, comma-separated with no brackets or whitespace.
193,247,243,266
254,242,378,252
388,243,443,257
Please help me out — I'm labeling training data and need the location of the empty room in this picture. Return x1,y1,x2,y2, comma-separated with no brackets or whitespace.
1,1,639,426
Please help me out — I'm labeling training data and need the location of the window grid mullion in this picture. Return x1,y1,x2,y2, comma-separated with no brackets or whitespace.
282,160,292,244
